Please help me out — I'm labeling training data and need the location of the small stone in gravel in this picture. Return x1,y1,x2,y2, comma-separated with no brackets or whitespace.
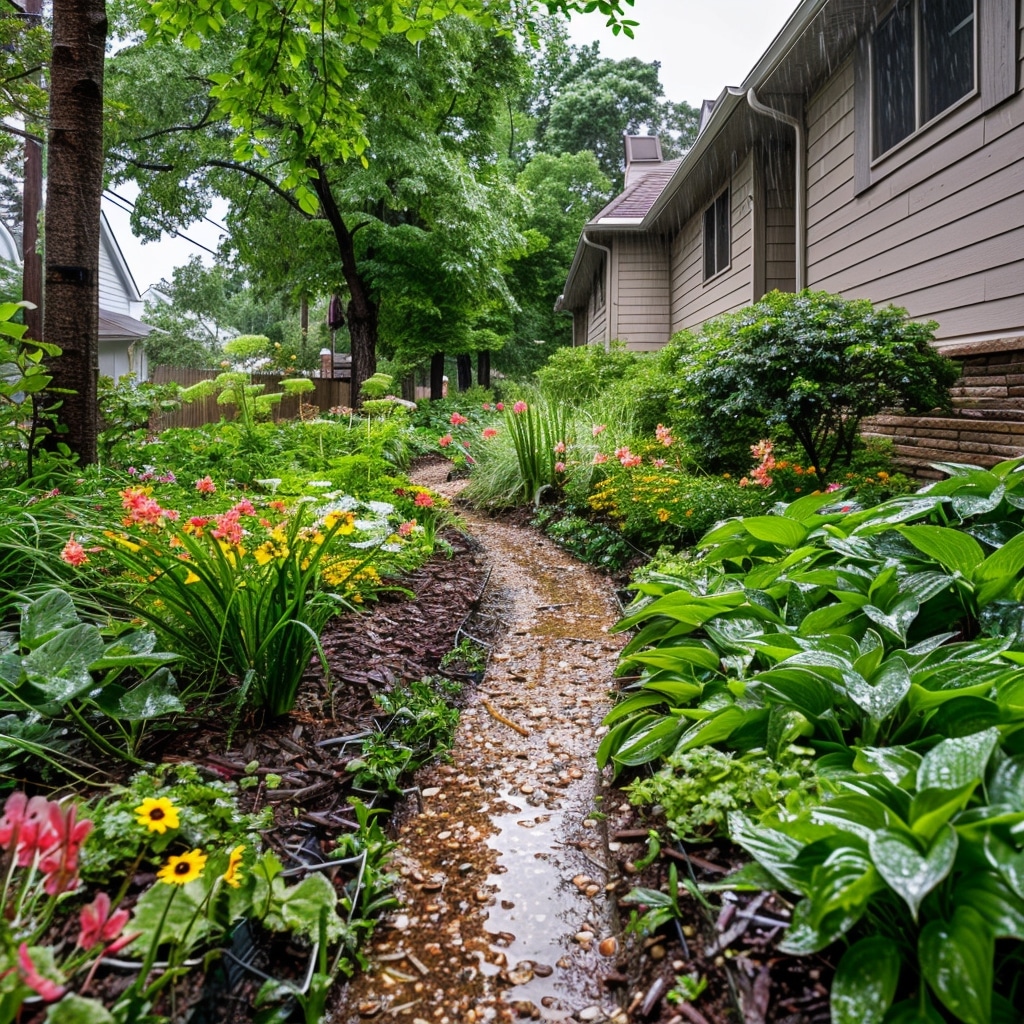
578,1008,602,1022
458,863,473,875
421,787,441,797
598,938,618,957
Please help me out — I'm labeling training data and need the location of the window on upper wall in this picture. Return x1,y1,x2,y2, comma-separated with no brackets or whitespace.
872,0,976,158
703,188,730,281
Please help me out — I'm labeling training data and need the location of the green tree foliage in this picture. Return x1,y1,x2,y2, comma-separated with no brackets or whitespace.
142,258,312,370
670,290,962,480
108,6,544,400
536,50,699,186
497,151,612,375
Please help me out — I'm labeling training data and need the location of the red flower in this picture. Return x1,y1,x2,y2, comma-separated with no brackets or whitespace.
554,461,566,473
398,520,416,537
450,412,468,426
495,402,504,411
60,535,88,567
414,493,435,508
195,475,217,494
438,434,453,448
38,801,92,895
77,892,130,950
482,427,498,439
512,401,527,414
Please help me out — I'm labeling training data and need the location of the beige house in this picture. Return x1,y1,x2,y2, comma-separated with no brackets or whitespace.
557,0,1023,469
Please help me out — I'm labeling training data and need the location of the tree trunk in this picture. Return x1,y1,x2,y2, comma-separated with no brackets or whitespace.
309,157,377,405
430,352,445,401
477,349,491,391
400,374,415,401
456,353,472,392
44,0,107,466
20,0,43,341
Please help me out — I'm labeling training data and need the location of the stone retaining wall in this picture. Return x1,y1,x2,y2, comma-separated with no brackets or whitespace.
862,336,1024,479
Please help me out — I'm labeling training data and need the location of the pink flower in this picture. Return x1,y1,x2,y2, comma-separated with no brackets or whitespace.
398,520,416,537
195,475,216,494
495,402,505,411
211,509,244,545
16,944,65,1002
77,892,130,950
450,412,468,426
554,441,566,454
592,424,606,437
653,458,667,469
482,402,491,411
438,434,453,448
482,427,498,439
655,424,674,446
593,453,608,464
158,472,177,484
739,477,750,487
825,482,841,493
512,401,527,414
414,492,434,508
4,795,55,867
233,499,257,517
554,462,566,473
38,801,92,895
60,535,88,567
622,455,643,468
614,447,630,459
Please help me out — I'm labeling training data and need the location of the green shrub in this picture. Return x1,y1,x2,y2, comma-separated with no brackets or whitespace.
533,341,639,405
670,290,960,480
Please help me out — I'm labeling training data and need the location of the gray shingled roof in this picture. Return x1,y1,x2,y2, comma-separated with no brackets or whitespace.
99,309,154,341
589,159,682,223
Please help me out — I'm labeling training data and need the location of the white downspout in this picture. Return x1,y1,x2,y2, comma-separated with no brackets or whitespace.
742,87,806,291
581,231,613,352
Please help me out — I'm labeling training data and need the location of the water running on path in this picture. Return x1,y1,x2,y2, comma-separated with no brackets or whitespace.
331,476,627,1024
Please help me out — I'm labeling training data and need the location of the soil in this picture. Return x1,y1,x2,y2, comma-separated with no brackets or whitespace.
27,458,832,1024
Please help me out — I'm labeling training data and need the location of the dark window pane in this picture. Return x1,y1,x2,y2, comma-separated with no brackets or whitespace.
874,0,915,155
921,0,974,122
715,191,730,274
703,203,716,279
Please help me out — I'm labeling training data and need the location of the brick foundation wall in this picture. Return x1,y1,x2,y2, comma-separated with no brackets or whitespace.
862,336,1024,480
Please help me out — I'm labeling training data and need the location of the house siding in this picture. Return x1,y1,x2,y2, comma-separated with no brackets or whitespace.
98,235,131,315
804,37,1024,345
611,236,671,351
586,267,607,346
764,145,796,295
669,152,755,333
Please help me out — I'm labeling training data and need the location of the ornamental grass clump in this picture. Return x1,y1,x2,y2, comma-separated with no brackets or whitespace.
89,489,386,718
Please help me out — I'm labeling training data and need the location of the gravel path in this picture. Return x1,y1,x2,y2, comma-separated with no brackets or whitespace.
331,464,628,1024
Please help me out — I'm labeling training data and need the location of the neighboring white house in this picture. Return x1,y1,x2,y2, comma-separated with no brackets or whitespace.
1,210,154,381
96,211,153,381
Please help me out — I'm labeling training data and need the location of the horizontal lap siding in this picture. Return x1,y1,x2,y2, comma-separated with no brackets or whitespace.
669,154,755,333
587,285,606,346
98,245,130,314
613,238,671,350
805,54,1024,343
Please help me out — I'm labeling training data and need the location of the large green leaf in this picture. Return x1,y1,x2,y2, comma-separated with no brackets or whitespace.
975,530,1024,583
19,589,79,649
728,812,807,894
21,625,106,704
47,995,117,1024
862,596,920,644
954,869,1024,940
612,714,686,767
741,515,809,548
869,825,957,921
676,705,747,752
898,525,984,577
909,782,977,839
753,667,836,717
853,746,921,786
919,906,993,1024
621,645,721,673
916,728,999,792
845,658,911,722
112,669,185,720
831,936,901,1024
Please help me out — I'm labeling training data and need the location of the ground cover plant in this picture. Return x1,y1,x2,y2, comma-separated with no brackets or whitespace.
0,393,462,1022
604,457,1024,1022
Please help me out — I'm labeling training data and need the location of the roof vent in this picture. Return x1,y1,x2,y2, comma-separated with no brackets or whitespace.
623,134,663,186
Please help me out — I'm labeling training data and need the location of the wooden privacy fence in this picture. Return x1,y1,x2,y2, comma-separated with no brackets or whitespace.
149,366,351,431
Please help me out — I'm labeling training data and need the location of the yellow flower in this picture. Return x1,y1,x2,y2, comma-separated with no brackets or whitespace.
104,530,140,553
157,849,208,886
657,508,670,522
135,797,180,834
184,570,200,584
222,845,245,888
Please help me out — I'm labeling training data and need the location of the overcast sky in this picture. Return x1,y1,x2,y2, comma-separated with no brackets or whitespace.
111,0,799,294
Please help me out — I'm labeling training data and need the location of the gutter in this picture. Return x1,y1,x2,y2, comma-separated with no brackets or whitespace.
738,87,807,291
581,232,613,351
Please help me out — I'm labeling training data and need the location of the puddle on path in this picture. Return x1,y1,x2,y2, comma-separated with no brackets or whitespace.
329,495,627,1024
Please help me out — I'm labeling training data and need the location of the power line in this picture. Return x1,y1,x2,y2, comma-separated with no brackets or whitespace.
102,189,222,257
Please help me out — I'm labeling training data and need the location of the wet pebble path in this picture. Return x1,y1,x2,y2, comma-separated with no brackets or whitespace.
331,474,627,1024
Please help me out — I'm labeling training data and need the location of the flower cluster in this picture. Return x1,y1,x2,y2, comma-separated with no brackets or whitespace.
0,791,91,896
121,486,180,529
